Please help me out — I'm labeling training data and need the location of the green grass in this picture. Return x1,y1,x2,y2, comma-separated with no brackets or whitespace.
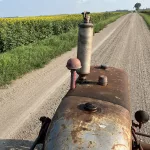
94,13,124,33
0,29,78,86
0,13,126,86
140,13,150,29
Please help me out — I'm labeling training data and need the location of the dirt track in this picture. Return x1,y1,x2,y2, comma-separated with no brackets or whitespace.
1,13,150,149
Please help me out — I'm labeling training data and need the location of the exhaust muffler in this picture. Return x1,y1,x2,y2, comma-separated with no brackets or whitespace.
77,11,94,80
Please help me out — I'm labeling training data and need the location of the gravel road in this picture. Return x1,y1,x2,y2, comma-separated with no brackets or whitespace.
1,13,150,149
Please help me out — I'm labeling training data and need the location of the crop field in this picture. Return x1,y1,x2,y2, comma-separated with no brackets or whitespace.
0,12,127,86
0,12,125,52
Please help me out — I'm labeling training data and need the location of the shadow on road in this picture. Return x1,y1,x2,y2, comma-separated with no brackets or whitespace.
0,139,42,150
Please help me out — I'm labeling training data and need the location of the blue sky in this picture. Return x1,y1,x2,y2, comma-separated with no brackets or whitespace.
0,0,150,17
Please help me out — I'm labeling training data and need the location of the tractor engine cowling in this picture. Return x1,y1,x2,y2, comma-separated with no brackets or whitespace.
44,66,132,150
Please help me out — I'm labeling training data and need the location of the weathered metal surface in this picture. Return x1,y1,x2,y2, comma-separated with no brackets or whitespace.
66,58,81,70
44,66,131,150
66,58,81,89
79,23,94,28
67,66,130,111
81,11,91,23
84,102,98,112
70,70,76,90
98,75,108,86
77,21,93,76
44,96,131,150
140,142,150,150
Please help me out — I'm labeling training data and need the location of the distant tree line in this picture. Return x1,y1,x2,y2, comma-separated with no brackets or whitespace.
107,10,130,13
115,10,129,12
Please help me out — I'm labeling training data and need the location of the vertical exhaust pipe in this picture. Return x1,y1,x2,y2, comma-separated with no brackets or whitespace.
77,11,94,80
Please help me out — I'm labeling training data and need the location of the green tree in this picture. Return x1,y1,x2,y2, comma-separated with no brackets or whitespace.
134,3,141,10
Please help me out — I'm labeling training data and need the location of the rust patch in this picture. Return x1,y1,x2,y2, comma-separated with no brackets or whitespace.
122,127,130,142
71,126,83,144
140,142,150,150
112,144,127,150
67,66,130,111
70,118,92,144
82,127,88,131
87,141,96,148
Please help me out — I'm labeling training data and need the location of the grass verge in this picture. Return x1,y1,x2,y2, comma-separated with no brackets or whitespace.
94,13,124,33
140,13,150,29
0,13,126,86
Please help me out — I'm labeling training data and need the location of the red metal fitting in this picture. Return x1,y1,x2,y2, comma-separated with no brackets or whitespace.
66,58,81,90
66,58,81,70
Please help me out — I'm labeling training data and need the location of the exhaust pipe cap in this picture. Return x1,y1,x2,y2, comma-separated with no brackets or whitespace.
66,58,81,70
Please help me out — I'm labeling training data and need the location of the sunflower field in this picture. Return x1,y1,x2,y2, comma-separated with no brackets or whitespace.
0,12,124,53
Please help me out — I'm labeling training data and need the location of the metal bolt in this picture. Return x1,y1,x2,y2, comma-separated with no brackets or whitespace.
98,75,108,86
100,64,108,70
84,102,97,112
